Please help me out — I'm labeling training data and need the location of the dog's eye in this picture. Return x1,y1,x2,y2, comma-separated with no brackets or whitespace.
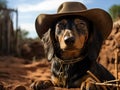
61,19,67,24
74,19,89,34
57,22,66,30
77,22,86,29
74,19,86,28
58,19,67,28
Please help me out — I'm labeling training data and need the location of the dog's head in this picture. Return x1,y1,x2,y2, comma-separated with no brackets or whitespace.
42,15,103,61
54,16,90,60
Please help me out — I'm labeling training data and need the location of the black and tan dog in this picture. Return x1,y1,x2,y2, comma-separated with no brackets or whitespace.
31,2,116,90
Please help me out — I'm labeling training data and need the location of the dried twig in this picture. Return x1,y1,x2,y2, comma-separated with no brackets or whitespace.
104,79,120,83
87,70,107,90
91,82,120,87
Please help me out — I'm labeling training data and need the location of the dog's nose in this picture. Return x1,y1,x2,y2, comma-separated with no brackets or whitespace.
64,36,75,45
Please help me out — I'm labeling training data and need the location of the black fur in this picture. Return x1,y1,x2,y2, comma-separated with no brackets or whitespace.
31,16,116,90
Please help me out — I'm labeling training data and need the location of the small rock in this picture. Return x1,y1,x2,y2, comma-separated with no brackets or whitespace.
0,82,5,90
14,85,26,90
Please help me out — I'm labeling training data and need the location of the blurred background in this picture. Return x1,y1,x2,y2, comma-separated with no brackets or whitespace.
0,0,120,90
0,0,120,58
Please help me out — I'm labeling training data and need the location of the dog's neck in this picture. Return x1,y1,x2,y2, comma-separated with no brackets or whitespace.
54,42,87,60
54,51,87,64
60,50,81,60
55,47,87,62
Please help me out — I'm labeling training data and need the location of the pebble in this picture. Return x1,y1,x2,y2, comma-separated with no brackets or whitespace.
14,85,26,90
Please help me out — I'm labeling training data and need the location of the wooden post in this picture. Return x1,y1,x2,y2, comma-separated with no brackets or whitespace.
7,17,11,54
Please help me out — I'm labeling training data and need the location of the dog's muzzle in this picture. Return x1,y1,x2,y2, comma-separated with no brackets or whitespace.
64,36,75,45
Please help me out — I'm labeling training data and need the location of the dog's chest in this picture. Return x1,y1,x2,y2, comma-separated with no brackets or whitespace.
51,60,90,88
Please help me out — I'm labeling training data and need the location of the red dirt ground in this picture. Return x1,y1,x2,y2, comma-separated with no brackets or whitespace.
0,56,119,90
0,56,51,90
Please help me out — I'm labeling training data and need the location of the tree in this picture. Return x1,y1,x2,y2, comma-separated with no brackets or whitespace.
109,4,120,20
0,0,7,18
0,0,7,8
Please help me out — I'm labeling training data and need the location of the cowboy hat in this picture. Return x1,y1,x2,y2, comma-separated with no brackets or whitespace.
35,2,113,40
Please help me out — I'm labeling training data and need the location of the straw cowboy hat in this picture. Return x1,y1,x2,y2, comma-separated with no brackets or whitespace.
35,2,113,40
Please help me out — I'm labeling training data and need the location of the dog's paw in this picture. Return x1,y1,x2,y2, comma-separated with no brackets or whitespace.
80,77,103,90
30,80,54,90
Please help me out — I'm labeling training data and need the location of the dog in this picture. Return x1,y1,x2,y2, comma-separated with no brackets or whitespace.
31,16,116,90
31,2,116,90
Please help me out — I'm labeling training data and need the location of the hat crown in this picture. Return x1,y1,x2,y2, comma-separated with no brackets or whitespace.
57,2,87,13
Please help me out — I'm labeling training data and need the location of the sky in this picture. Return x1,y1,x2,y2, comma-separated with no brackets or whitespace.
7,0,120,38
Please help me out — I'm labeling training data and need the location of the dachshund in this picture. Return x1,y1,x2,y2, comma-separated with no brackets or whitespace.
31,16,116,90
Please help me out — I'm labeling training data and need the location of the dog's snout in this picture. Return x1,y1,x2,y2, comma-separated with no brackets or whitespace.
64,36,75,45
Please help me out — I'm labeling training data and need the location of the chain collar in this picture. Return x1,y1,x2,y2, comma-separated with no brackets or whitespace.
54,54,87,64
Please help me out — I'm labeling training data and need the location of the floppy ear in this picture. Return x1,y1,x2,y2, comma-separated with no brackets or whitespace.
42,29,54,61
87,26,103,61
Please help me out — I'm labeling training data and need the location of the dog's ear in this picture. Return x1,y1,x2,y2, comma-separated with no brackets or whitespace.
42,29,54,61
87,26,103,61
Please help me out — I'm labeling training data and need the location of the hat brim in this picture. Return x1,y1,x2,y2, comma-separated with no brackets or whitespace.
35,8,113,40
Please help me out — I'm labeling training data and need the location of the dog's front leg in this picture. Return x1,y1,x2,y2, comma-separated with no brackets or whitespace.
30,80,54,90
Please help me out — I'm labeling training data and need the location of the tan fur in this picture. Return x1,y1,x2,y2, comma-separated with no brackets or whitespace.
57,18,89,59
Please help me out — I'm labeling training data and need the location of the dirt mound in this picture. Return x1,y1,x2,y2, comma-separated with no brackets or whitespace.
21,41,45,60
98,20,120,75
